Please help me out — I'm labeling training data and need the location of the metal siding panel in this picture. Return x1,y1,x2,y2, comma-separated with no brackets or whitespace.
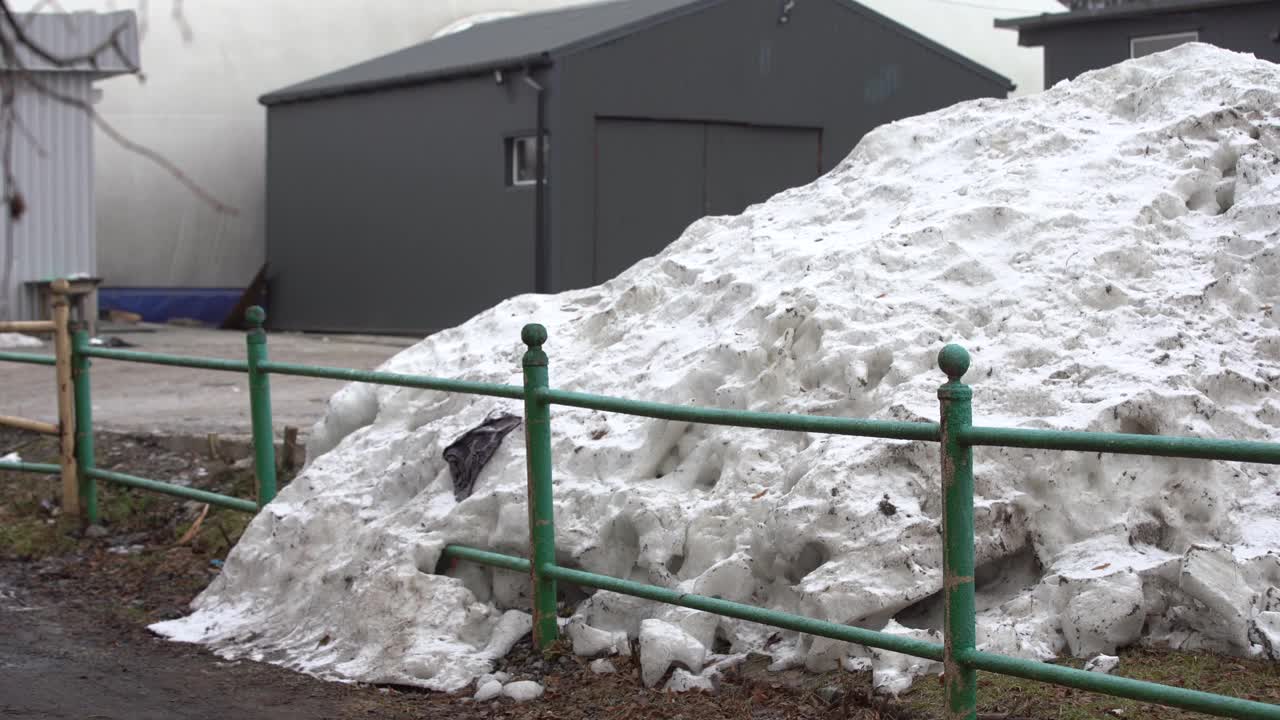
266,76,539,334
704,124,821,217
555,0,1010,294
0,11,140,76
4,74,95,321
592,119,705,284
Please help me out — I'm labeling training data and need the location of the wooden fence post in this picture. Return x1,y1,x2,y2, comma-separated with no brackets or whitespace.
50,279,80,517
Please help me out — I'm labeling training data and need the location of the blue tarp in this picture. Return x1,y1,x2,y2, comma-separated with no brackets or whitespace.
99,288,244,326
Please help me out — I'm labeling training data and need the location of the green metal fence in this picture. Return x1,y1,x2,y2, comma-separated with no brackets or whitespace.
1,309,1278,720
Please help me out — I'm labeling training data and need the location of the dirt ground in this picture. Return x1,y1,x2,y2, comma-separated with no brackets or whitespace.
2,427,1278,720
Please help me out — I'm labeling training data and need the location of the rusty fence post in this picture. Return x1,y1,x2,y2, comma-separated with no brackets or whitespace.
938,344,977,719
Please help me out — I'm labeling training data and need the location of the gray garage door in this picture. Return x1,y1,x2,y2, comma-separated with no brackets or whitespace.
593,118,821,283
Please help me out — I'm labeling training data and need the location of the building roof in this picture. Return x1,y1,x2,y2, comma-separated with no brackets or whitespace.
995,0,1273,32
0,11,140,77
262,0,1012,106
261,0,716,106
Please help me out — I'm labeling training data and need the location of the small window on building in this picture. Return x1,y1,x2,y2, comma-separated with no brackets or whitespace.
1130,31,1198,59
509,135,548,186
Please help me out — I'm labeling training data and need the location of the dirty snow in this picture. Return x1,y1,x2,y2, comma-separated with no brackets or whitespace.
501,680,544,702
153,44,1280,694
666,668,715,693
589,658,618,674
473,679,502,701
1084,654,1121,675
640,618,708,687
0,333,42,349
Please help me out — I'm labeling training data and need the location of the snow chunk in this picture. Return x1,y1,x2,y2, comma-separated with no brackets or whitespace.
869,621,943,695
1249,613,1280,661
567,618,628,657
484,610,533,658
1177,546,1253,652
1061,571,1145,657
501,680,543,702
666,668,715,693
639,619,707,688
473,679,502,701
0,333,42,349
1084,654,1121,675
588,658,617,674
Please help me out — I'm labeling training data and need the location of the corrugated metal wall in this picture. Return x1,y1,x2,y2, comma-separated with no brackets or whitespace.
2,74,96,321
0,11,140,75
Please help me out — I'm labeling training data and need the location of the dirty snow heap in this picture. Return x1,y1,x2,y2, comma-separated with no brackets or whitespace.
153,45,1280,693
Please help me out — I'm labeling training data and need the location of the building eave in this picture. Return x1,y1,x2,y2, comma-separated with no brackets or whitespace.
260,54,553,106
995,0,1273,33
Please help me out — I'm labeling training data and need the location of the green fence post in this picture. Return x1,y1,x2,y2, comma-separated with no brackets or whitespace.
522,323,559,648
246,306,277,507
71,327,98,525
938,344,977,719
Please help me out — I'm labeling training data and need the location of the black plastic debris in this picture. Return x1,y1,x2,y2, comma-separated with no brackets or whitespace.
444,412,523,501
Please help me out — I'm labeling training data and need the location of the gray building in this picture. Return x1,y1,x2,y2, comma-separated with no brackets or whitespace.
997,0,1280,87
261,0,1012,335
0,11,139,322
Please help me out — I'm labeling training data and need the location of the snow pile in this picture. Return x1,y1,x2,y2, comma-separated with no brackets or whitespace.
0,333,43,349
153,44,1280,694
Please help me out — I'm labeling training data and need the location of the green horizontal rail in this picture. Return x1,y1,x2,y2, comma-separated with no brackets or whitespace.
82,347,249,373
0,350,56,366
539,388,941,442
962,426,1280,465
545,565,945,660
86,467,257,513
960,649,1280,720
258,360,525,400
0,460,59,474
444,544,943,661
448,544,1280,719
9,309,1277,718
441,545,533,573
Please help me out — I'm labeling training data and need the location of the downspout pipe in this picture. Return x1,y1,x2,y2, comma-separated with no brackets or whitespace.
523,72,549,293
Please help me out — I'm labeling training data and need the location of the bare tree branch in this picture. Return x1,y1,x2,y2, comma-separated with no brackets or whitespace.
170,0,191,45
0,1,137,73
22,72,238,216
0,0,237,320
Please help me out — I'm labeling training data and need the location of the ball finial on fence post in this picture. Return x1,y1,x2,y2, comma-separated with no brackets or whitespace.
522,323,547,348
938,344,971,383
245,305,266,331
522,323,548,368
